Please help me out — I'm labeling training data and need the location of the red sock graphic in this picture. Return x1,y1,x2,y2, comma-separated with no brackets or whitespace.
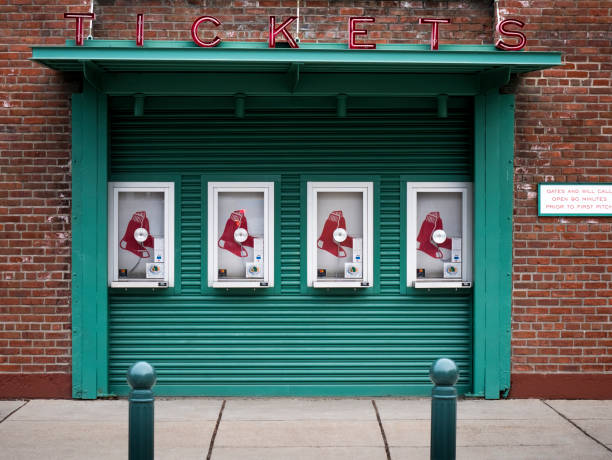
218,210,254,258
434,214,452,250
337,213,354,249
317,210,353,258
120,211,154,258
416,211,443,259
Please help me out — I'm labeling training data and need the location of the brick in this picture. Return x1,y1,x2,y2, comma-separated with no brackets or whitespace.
2,0,611,389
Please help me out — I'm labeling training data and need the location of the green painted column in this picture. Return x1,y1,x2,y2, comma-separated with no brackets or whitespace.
472,88,514,399
71,81,109,398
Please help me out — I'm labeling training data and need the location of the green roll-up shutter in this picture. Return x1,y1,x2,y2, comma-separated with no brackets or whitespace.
108,96,473,396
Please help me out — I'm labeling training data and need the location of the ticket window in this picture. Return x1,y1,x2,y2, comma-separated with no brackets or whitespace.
108,182,174,288
208,182,274,288
407,182,472,288
307,182,374,288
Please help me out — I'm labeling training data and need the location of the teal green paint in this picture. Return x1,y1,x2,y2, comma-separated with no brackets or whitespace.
478,67,510,93
299,175,381,297
484,89,501,399
71,91,83,398
471,89,514,399
111,384,472,398
174,180,183,296
97,73,482,97
71,82,108,399
51,39,559,398
379,177,400,296
108,95,471,113
82,61,104,92
199,174,281,296
471,94,486,398
96,92,109,396
498,94,514,394
107,294,473,397
399,178,407,296
31,40,561,75
107,99,474,396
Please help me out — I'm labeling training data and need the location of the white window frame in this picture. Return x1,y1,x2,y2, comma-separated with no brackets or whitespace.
108,181,174,288
208,181,274,288
407,181,472,289
307,181,374,288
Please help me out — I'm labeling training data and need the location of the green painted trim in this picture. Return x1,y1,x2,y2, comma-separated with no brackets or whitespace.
472,94,486,398
200,174,282,296
498,94,515,394
71,82,108,399
107,173,182,297
100,72,481,97
95,92,109,397
299,175,381,296
109,383,472,397
109,95,469,112
484,89,501,399
472,89,514,399
71,91,83,398
31,40,561,73
399,174,473,183
399,178,408,296
537,182,612,216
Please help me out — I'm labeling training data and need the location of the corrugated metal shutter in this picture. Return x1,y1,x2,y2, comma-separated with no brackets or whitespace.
108,96,473,396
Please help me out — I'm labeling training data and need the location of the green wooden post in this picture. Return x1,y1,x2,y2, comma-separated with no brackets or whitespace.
127,361,157,460
430,358,459,460
71,82,108,399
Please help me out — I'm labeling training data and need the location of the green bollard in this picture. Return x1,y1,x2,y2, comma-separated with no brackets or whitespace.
127,361,157,460
430,358,459,460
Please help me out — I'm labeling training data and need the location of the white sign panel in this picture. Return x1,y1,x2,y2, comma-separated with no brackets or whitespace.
539,184,612,216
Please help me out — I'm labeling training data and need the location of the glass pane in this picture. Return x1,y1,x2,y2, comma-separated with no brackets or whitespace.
316,191,364,280
216,191,265,280
416,192,463,280
117,191,165,280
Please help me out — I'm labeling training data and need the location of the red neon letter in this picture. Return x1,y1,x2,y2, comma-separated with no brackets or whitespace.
419,18,450,51
191,16,222,48
64,12,95,46
495,19,526,51
136,13,144,47
348,17,376,49
269,16,298,48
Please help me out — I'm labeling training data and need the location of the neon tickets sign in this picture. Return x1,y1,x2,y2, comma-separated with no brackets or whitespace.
63,13,527,52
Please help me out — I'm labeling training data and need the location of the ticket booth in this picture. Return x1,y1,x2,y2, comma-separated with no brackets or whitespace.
32,41,560,399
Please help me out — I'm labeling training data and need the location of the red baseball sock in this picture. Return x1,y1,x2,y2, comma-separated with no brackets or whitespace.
338,213,354,249
417,212,443,259
218,210,254,258
434,214,452,250
317,210,352,258
120,211,154,258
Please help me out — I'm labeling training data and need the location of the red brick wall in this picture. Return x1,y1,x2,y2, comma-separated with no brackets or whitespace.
0,1,79,398
1,0,609,398
501,0,612,397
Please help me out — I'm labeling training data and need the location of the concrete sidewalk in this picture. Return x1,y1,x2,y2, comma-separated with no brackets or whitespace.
1,398,611,460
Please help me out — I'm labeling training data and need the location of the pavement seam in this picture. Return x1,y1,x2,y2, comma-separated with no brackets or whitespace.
206,400,226,460
372,400,392,460
0,400,29,424
542,400,612,454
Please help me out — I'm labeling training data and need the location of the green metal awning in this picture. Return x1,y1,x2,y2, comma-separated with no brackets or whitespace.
31,40,562,96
